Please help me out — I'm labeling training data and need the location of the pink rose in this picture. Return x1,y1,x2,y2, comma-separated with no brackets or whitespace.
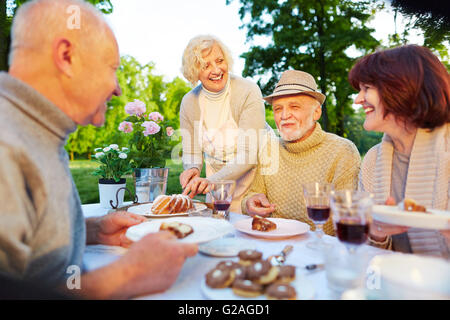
118,121,133,133
125,99,146,116
141,121,161,136
148,111,164,122
166,126,174,137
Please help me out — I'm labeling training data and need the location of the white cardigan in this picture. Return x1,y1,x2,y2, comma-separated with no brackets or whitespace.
359,124,449,257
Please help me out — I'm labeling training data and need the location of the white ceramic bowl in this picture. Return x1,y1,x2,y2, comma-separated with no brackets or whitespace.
369,254,450,299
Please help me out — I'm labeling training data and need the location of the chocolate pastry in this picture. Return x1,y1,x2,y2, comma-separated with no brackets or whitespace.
247,260,279,285
266,283,297,300
276,265,296,283
216,260,240,270
232,279,263,298
238,249,263,266
205,267,234,289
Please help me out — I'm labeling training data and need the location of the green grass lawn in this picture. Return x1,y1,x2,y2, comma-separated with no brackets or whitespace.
70,159,204,204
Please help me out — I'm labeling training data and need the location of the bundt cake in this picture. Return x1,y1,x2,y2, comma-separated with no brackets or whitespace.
150,194,194,214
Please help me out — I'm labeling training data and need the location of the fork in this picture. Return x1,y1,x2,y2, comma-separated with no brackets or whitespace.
268,245,293,266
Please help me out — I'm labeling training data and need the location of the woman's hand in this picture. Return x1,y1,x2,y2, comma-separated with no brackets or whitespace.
245,193,276,217
179,168,200,189
369,196,409,241
86,211,147,247
182,177,210,198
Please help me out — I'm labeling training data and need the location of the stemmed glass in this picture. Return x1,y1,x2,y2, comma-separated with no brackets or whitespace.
209,180,236,220
302,182,334,251
329,190,374,253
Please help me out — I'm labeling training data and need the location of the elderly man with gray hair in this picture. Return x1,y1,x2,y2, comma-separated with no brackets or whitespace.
0,0,197,299
242,70,361,236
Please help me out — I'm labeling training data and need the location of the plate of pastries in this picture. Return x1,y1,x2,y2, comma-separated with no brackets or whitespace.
201,249,315,300
127,194,207,217
372,198,450,230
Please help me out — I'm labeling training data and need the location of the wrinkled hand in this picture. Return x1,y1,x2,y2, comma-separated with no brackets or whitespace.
180,168,200,189
246,193,276,217
92,211,147,248
182,177,210,198
116,232,198,298
369,196,409,241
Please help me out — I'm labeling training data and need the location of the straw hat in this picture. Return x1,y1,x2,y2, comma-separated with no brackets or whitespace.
263,70,326,105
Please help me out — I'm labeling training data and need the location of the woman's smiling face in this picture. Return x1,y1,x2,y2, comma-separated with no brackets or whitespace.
198,44,229,92
354,83,397,133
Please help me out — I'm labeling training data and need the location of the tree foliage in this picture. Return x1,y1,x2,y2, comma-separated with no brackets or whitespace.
227,0,381,137
65,56,191,159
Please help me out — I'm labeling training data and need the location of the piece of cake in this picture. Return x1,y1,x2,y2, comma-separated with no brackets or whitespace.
252,215,277,232
159,221,194,239
402,198,428,213
151,194,194,214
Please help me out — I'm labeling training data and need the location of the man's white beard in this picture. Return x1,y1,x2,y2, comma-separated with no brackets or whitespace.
279,129,304,142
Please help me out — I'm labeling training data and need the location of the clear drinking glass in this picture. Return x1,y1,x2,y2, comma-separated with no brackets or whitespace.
302,182,333,251
209,180,236,220
329,190,374,254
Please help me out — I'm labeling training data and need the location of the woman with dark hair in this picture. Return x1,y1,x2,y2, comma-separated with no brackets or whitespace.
349,44,449,255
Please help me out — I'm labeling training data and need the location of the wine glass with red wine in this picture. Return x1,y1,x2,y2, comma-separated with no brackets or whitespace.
209,180,236,220
329,190,374,253
302,182,334,250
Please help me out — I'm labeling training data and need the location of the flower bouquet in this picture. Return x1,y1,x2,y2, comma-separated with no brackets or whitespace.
118,99,175,169
92,144,134,208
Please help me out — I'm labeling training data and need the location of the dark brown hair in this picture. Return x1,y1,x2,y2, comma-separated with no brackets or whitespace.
348,45,450,129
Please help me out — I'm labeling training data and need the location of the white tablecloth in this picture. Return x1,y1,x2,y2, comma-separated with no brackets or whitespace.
82,203,388,300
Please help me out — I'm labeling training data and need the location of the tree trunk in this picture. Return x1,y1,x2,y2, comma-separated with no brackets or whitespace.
0,0,9,71
317,0,328,131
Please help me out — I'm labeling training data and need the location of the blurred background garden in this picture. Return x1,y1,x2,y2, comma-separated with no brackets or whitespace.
2,0,448,204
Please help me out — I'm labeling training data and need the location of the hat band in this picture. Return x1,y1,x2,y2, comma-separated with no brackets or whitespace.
275,83,317,92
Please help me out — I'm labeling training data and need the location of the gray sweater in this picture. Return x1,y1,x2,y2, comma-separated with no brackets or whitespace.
0,73,86,286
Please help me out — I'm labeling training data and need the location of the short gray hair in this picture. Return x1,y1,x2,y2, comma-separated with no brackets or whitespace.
181,35,234,86
9,0,109,65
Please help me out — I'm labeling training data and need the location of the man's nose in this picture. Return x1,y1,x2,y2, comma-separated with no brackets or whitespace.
113,79,122,97
281,108,291,119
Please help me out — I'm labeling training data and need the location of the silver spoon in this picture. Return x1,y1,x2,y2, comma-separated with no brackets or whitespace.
268,245,293,266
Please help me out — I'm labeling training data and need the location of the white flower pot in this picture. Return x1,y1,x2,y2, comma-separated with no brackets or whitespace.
98,178,126,209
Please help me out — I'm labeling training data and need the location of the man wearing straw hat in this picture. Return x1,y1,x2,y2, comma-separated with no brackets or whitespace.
241,70,361,235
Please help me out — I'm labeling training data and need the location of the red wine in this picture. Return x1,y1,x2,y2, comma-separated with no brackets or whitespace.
307,206,330,222
214,200,231,211
336,220,369,245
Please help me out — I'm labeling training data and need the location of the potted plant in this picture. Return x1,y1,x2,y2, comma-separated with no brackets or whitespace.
92,144,133,208
118,99,176,202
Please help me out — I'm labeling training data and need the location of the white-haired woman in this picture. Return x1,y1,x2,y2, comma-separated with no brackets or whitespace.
179,35,267,213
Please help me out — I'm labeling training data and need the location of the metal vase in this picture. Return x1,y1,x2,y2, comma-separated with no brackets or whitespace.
133,168,169,203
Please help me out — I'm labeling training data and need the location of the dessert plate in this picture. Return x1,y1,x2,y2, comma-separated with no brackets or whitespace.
233,218,310,239
125,217,234,243
201,274,315,300
198,238,256,257
371,205,450,230
127,202,207,218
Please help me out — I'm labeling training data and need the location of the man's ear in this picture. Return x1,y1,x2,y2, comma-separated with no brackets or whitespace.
53,38,74,77
313,103,322,121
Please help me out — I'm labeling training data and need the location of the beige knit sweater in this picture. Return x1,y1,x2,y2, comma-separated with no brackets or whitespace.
241,123,361,235
359,124,450,257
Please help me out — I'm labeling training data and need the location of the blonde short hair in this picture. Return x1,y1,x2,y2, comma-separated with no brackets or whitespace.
181,35,234,86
